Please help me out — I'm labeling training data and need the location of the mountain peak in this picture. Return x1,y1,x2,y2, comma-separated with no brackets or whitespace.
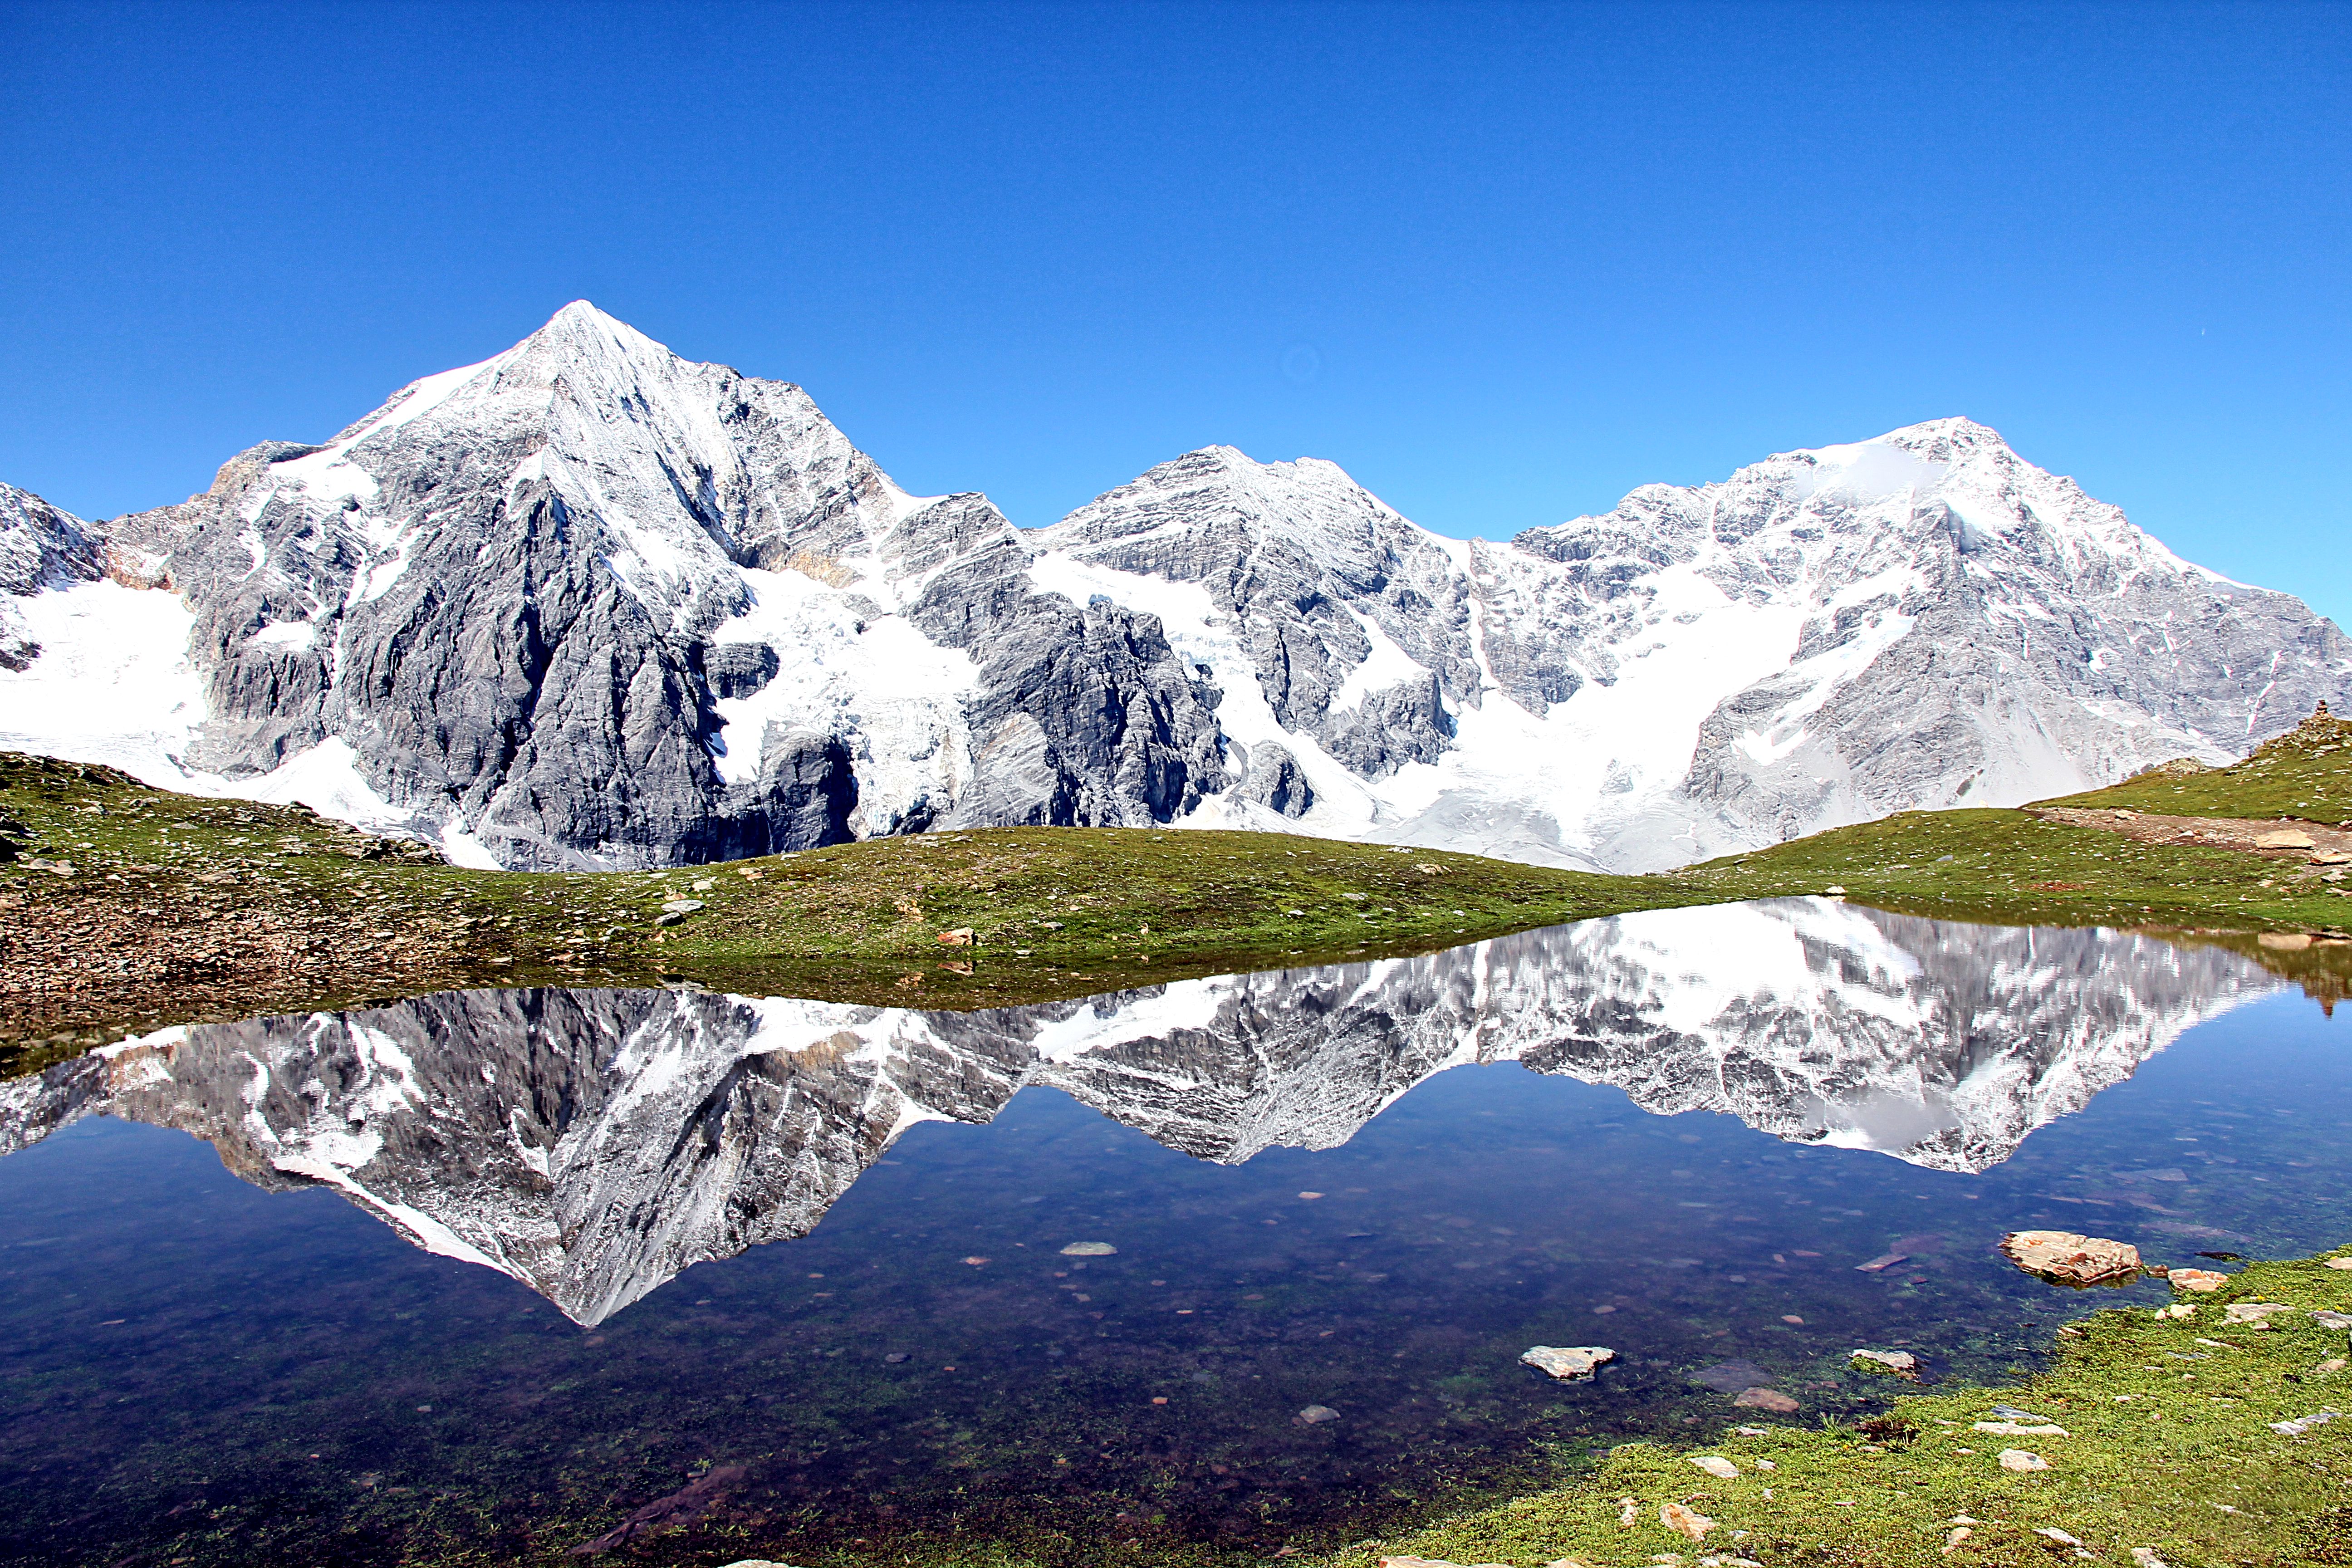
505,299,679,376
1878,414,2002,446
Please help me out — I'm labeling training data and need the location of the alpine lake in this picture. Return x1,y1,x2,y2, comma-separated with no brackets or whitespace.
0,899,2344,1568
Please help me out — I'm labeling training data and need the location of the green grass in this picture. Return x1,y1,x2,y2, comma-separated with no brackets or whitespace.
2058,709,2352,825
9,711,2352,1070
1679,805,2351,938
1322,1248,2352,1568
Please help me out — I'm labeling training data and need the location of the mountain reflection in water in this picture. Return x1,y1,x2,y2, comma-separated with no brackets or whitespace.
0,898,2274,1325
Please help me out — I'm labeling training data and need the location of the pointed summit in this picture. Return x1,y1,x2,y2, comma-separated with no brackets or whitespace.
1871,416,2007,456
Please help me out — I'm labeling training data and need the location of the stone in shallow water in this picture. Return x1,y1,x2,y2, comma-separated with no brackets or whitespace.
1735,1387,1800,1413
1058,1241,1117,1256
1298,1404,1341,1424
1689,1359,1772,1393
1851,1349,1920,1378
2001,1230,2141,1285
1519,1345,1614,1381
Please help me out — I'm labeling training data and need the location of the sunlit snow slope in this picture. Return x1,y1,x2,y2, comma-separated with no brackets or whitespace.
3,305,2346,869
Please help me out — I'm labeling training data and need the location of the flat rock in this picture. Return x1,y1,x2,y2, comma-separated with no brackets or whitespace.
1058,1241,1117,1256
2269,1410,2341,1436
2167,1267,2230,1292
1376,1558,1511,1568
2223,1301,2292,1325
1520,1344,1614,1381
2001,1229,2142,1285
2255,829,2318,849
1997,1448,2050,1471
1975,1420,2070,1436
1689,1454,1740,1479
1660,1501,1717,1540
1297,1404,1341,1424
1851,1349,1920,1378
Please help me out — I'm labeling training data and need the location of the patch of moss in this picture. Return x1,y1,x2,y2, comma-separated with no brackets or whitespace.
1329,1247,2352,1568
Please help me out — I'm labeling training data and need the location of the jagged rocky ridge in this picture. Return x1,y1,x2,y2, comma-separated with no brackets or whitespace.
0,900,2274,1323
2,304,2345,869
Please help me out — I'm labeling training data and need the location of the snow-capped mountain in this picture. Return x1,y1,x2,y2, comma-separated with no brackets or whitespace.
2,303,2344,869
0,902,2274,1322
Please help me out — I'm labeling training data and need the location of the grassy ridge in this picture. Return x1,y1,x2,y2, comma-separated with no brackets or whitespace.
2059,708,2352,824
7,708,2351,1067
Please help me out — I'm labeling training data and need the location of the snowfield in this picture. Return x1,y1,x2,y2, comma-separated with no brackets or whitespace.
2,304,2345,871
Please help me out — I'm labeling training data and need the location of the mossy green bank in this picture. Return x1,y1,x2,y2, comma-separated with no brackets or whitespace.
1330,1248,2352,1568
9,709,2352,1072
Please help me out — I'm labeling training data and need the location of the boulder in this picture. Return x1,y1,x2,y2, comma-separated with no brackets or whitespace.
1851,1349,1921,1379
2255,829,2317,849
2167,1267,2229,1292
2001,1230,2141,1285
1520,1344,1614,1381
1997,1449,2049,1472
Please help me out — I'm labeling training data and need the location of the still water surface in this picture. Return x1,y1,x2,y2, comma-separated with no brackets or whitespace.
0,899,2344,1565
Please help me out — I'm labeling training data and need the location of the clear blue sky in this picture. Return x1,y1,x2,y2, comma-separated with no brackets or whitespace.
4,2,2347,622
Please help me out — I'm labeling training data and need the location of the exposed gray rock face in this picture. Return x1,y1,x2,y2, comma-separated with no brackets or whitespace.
1030,422,2351,868
5,306,1220,866
0,901,2274,1322
1235,739,1313,817
1037,447,1475,782
2,307,2344,868
0,481,103,670
1522,421,2352,867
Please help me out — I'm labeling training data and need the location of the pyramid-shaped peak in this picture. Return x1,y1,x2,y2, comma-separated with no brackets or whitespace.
1868,416,2010,459
514,299,676,364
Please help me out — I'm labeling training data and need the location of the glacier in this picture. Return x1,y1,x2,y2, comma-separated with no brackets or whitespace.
2,301,2345,871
